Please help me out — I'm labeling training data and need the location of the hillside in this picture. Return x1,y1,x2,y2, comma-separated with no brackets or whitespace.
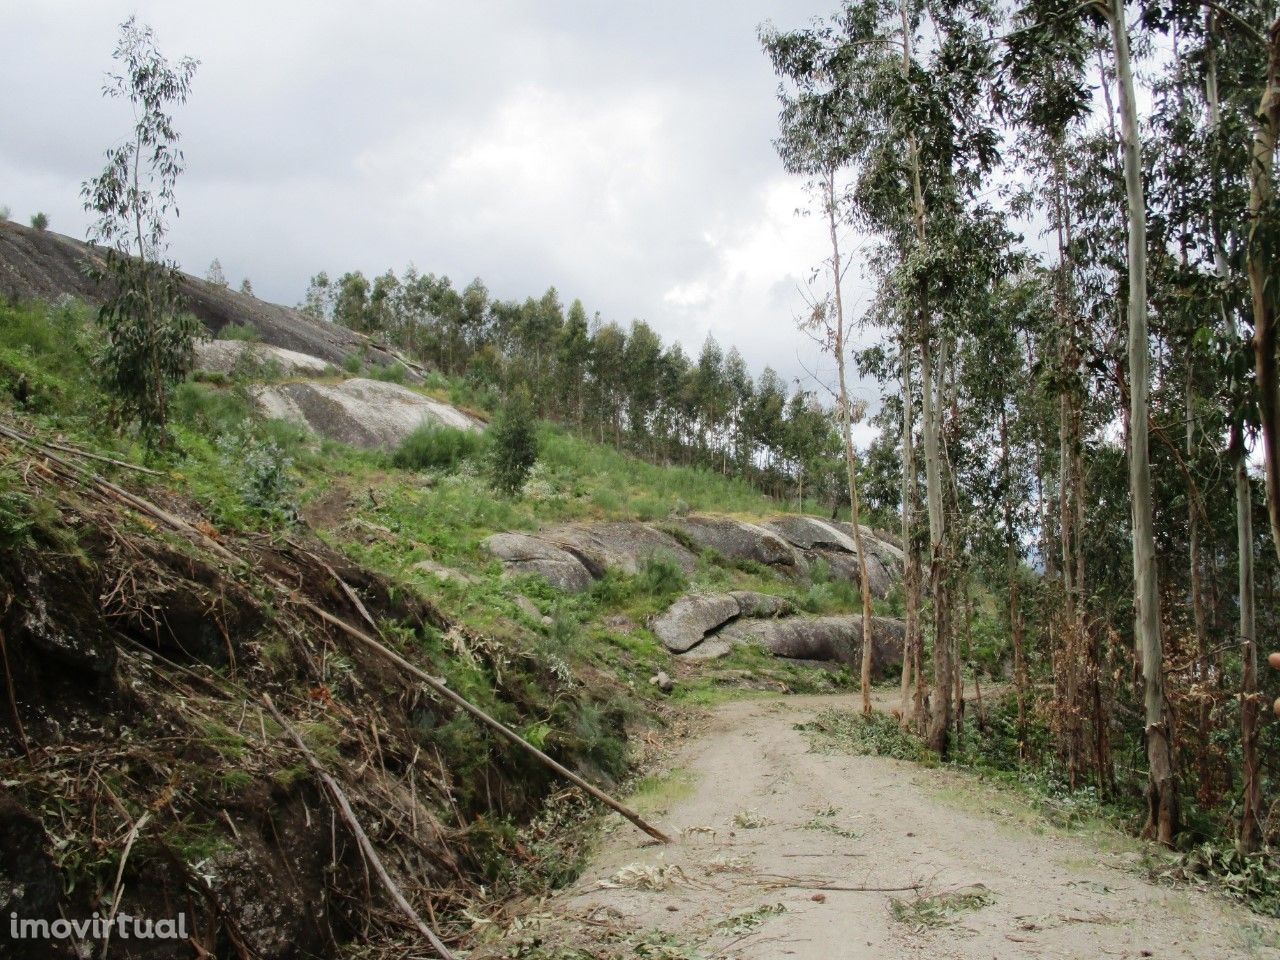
0,289,903,957
0,219,410,373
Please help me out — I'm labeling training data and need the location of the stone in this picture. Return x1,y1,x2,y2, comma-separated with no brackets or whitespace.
651,594,743,653
682,615,905,677
193,339,331,377
254,378,480,449
649,671,675,693
482,532,595,593
671,515,798,568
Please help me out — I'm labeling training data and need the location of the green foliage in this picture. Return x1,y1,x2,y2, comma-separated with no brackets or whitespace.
487,388,539,495
1165,843,1280,917
29,212,49,231
216,430,297,524
797,709,936,764
80,16,199,446
890,885,996,930
217,322,259,341
392,423,485,471
342,352,362,374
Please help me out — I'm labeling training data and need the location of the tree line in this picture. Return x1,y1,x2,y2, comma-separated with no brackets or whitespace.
294,267,893,516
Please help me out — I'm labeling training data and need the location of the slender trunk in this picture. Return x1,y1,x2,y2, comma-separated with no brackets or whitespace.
824,171,876,716
1001,405,1027,757
1249,19,1280,564
1111,0,1176,844
900,335,919,726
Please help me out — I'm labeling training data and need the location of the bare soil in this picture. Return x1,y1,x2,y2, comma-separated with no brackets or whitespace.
489,691,1280,959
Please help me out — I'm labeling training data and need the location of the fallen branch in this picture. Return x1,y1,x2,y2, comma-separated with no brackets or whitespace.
262,694,457,960
269,575,673,845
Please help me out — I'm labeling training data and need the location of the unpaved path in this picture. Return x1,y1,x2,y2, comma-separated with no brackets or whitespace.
496,692,1280,959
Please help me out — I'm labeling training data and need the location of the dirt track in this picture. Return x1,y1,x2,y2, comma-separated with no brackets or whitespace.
498,691,1280,959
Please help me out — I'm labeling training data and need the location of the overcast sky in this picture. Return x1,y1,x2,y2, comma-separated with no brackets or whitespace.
0,1,897,403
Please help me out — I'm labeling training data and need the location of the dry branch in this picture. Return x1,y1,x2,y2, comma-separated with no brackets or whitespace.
262,694,457,960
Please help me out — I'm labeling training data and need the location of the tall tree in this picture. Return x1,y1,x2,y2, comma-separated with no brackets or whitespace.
81,16,199,445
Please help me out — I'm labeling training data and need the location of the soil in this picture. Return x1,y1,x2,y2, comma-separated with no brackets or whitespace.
490,691,1280,959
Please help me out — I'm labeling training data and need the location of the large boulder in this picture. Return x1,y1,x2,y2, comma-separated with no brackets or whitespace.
193,339,332,377
652,594,742,653
670,515,798,568
482,532,594,593
683,615,905,677
764,515,900,599
254,378,480,448
540,523,697,578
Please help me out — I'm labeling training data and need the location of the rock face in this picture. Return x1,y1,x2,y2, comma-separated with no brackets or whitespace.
254,378,481,448
671,514,798,569
483,532,595,593
685,614,905,678
651,594,743,653
193,339,332,377
0,219,413,375
485,514,901,597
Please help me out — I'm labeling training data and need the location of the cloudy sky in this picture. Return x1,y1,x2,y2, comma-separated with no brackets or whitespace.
1,0,892,402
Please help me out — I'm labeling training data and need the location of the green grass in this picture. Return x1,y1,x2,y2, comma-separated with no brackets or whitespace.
797,709,937,764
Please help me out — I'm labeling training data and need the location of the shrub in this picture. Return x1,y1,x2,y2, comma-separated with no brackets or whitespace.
392,423,485,471
369,361,407,384
217,322,259,342
486,388,539,495
342,353,362,375
30,212,49,231
216,430,297,523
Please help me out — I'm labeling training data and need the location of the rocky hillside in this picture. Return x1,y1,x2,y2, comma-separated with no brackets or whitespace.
0,219,410,372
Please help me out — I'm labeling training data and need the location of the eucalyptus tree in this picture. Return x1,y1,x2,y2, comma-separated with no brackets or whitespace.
81,16,199,446
762,14,884,715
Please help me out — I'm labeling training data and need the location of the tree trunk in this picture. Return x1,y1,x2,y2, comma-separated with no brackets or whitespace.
1250,18,1280,565
1001,405,1028,758
900,333,919,726
1111,0,1177,844
824,171,877,717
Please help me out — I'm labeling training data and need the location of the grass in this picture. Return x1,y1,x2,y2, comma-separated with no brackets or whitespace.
629,769,697,815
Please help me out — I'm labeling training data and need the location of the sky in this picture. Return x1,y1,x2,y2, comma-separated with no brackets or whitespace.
0,0,893,415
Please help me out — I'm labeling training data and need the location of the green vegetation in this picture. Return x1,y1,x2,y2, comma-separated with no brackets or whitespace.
890,885,996,931
216,321,259,341
487,387,540,495
393,422,485,471
797,709,936,764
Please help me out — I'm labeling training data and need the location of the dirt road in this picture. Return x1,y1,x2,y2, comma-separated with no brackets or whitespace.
493,692,1280,959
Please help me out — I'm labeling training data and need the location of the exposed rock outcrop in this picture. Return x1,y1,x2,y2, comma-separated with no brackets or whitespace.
684,614,905,677
0,219,413,375
486,514,902,597
193,338,332,377
670,514,798,569
483,532,595,593
651,594,743,653
253,378,481,448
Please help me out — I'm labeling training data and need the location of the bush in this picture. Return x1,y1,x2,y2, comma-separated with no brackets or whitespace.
217,322,259,342
342,353,363,374
393,423,485,471
216,430,297,523
487,388,539,495
30,212,49,231
369,361,407,384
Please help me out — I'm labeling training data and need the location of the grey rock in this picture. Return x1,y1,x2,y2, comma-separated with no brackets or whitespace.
193,339,331,377
513,595,542,620
549,523,697,577
649,670,675,693
483,532,595,593
671,515,798,567
0,219,416,375
411,559,477,584
652,594,742,653
764,515,861,553
683,615,905,677
729,591,793,619
254,378,481,449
